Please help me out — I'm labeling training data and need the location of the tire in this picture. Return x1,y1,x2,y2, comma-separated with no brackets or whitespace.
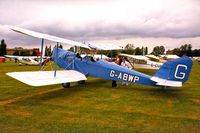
62,83,70,88
78,80,85,85
112,80,117,87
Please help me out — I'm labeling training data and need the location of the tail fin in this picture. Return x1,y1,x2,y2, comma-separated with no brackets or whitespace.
151,56,192,87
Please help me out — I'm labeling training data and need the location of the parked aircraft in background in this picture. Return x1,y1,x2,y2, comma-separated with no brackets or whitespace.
119,54,163,69
5,55,48,65
6,26,193,88
81,54,111,61
160,54,180,60
145,54,166,63
192,57,200,62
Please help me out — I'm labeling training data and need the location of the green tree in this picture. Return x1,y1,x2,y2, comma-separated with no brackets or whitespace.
180,44,187,56
32,50,37,56
121,44,135,54
179,44,192,56
141,46,147,55
187,44,192,56
170,44,196,57
160,46,165,54
108,50,118,58
48,46,52,56
172,48,181,56
0,39,7,56
151,46,165,56
44,46,48,56
20,50,31,56
13,50,20,56
192,49,200,56
145,47,148,55
44,46,52,56
125,44,134,50
135,47,143,55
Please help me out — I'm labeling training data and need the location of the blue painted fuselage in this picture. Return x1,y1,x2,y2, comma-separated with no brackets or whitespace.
52,48,156,86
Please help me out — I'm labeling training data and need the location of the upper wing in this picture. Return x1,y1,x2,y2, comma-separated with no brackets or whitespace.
10,26,90,49
10,26,123,50
87,43,123,50
6,70,87,86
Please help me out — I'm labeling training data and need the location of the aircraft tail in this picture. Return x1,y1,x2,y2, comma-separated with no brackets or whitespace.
151,56,192,87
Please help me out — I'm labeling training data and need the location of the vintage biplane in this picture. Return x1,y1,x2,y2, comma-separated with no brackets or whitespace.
6,26,192,88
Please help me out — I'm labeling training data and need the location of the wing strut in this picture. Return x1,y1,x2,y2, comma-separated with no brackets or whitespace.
54,42,59,77
40,38,44,71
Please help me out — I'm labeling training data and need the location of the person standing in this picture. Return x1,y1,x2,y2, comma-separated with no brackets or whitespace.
121,58,131,85
121,58,131,69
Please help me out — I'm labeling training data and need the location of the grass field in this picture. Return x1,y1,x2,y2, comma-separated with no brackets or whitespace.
0,61,200,133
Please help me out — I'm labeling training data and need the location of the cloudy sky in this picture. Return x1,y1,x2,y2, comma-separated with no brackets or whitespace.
0,0,200,52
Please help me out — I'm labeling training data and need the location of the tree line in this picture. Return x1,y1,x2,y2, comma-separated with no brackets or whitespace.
44,44,63,56
1,38,200,57
122,44,200,57
121,44,164,56
170,44,200,57
121,44,148,55
95,44,148,58
0,39,64,56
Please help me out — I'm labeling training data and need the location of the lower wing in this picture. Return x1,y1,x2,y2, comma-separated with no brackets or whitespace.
6,70,87,86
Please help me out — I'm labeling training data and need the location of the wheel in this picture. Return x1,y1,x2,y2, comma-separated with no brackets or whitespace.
62,83,70,88
112,80,117,87
78,80,85,85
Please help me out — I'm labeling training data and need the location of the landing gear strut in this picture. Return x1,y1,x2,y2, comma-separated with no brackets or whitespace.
62,83,70,88
112,80,117,87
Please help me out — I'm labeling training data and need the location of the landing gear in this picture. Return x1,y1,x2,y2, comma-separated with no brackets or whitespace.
78,80,85,85
62,83,70,88
112,80,117,87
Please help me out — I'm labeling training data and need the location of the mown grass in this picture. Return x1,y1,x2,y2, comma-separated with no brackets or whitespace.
0,61,199,133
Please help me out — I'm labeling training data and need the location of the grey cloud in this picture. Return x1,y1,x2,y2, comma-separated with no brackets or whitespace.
31,19,200,40
2,15,200,47
1,0,200,48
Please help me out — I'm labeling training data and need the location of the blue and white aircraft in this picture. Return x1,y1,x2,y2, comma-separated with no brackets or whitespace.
6,26,193,88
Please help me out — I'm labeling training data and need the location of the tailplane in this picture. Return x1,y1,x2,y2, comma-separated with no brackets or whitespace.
151,56,192,87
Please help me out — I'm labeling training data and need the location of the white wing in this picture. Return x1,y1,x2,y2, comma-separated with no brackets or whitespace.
5,55,41,59
120,54,149,60
10,26,90,49
10,26,123,50
6,70,87,86
87,43,123,50
4,55,18,59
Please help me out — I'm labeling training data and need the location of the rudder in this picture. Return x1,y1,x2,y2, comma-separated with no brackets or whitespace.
152,56,192,87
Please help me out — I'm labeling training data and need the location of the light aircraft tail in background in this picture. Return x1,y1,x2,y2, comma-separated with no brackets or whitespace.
119,54,163,69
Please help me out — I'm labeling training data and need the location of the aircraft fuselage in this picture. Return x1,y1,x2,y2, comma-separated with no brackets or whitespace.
52,48,156,86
